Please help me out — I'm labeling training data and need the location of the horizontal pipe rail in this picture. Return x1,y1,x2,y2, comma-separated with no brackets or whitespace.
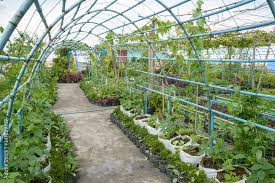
114,20,275,46
136,84,275,133
116,55,275,63
0,55,35,62
137,70,275,99
107,0,255,41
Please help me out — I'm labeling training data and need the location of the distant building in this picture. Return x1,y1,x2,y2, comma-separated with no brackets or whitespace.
267,62,275,71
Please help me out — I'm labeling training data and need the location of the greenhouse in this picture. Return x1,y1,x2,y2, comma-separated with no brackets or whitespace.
0,0,275,182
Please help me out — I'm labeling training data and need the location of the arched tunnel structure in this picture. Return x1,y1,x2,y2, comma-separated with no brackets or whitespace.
0,0,275,181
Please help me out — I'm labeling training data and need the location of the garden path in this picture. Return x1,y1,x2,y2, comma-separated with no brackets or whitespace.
53,83,169,183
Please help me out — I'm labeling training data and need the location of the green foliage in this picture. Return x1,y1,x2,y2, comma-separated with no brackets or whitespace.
248,158,275,183
49,114,78,182
51,57,67,82
113,108,210,183
7,69,57,182
229,94,267,123
6,32,44,59
80,77,121,102
0,66,77,181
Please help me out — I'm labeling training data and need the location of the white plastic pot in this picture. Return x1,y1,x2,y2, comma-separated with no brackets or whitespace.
120,105,126,114
145,125,161,135
199,164,223,179
133,114,151,127
179,149,205,165
158,135,192,154
158,136,173,152
120,105,136,117
145,118,161,135
215,178,246,183
214,166,250,183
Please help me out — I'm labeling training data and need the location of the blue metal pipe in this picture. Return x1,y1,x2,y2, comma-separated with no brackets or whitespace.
115,20,275,46
267,0,275,18
0,0,35,50
34,0,51,40
97,0,191,36
137,70,275,99
108,0,255,41
117,55,275,63
0,55,35,62
136,84,275,133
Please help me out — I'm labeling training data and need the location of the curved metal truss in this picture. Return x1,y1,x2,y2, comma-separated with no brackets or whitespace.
0,0,275,176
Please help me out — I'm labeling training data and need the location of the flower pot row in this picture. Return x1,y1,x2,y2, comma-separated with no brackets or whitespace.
119,106,250,182
110,113,190,182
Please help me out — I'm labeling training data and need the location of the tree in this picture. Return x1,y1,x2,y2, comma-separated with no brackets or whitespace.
0,26,3,33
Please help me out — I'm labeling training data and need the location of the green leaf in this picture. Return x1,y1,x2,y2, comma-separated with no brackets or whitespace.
250,164,262,171
247,174,258,183
257,170,265,181
172,178,178,183
234,154,245,159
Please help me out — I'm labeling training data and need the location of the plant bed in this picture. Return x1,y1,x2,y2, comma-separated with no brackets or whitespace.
95,96,120,106
110,109,209,183
215,166,250,183
199,156,223,179
215,166,251,183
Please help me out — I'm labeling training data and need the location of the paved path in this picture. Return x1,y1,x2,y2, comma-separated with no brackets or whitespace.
53,83,169,183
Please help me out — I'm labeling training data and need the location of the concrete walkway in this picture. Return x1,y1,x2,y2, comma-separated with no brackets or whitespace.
53,83,169,183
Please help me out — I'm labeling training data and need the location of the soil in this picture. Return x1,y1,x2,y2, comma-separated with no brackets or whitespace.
217,166,248,182
196,136,208,145
212,103,228,113
135,115,149,120
96,96,120,106
184,146,200,156
201,156,223,169
165,76,188,88
267,120,275,128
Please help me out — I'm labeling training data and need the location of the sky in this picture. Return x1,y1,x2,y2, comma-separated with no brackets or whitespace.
0,0,274,63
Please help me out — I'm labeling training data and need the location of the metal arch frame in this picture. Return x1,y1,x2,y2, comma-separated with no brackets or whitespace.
0,0,275,176
49,21,138,59
66,0,146,41
46,8,161,62
26,25,136,93
103,0,255,41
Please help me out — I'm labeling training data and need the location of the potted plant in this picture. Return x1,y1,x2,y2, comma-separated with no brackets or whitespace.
158,125,193,154
146,115,161,135
199,138,230,179
215,162,250,183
